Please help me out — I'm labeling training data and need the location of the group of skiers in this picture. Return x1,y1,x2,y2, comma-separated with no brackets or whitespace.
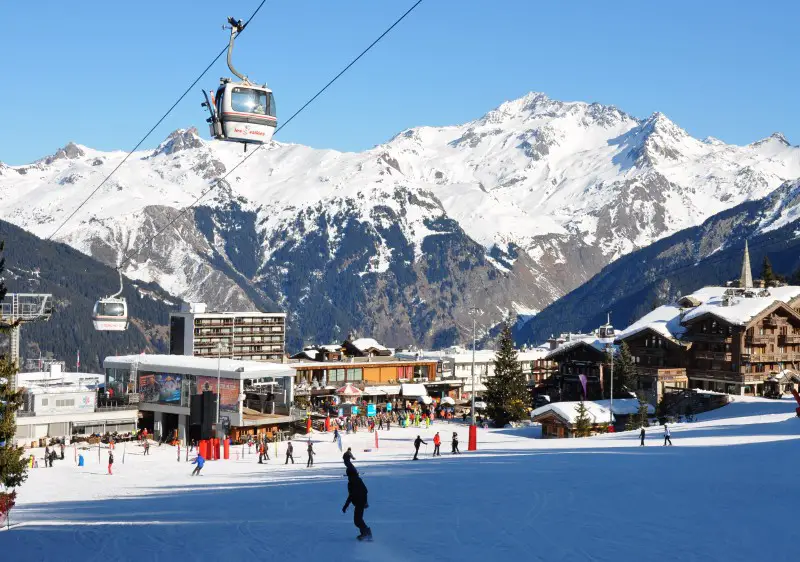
639,424,674,446
40,442,65,468
413,431,459,459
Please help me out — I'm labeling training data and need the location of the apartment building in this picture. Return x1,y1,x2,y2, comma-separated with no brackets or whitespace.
169,302,286,362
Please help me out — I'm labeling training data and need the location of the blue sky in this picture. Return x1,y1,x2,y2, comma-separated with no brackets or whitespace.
1,0,798,164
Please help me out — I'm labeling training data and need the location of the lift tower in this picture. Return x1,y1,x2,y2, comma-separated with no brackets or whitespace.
0,293,53,389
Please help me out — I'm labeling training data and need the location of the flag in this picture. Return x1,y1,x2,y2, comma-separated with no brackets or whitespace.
578,374,588,399
76,349,80,370
337,434,343,452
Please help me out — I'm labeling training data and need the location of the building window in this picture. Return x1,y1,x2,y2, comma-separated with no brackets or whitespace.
41,398,48,406
347,368,363,381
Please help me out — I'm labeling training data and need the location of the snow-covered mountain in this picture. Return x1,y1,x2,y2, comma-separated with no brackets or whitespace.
2,92,799,349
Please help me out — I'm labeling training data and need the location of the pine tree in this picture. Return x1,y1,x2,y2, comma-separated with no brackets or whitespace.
762,256,776,288
636,392,650,428
616,342,638,393
573,400,592,437
484,322,529,427
0,241,28,526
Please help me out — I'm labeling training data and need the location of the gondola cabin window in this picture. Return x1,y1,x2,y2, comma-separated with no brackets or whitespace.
231,87,272,116
97,301,125,316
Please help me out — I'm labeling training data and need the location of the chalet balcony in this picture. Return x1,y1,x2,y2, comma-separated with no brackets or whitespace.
684,333,732,343
763,317,779,328
636,367,687,382
687,369,766,384
780,334,800,345
638,347,667,356
694,351,732,361
745,335,771,345
746,352,800,363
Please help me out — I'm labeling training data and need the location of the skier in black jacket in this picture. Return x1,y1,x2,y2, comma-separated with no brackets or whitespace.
285,441,295,464
307,440,315,467
342,464,372,540
343,447,356,467
413,435,427,460
452,432,460,454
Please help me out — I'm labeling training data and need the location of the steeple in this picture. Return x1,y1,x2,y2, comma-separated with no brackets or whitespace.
740,240,753,288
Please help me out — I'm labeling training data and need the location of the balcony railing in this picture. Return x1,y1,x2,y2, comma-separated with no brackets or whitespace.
746,335,771,345
780,334,800,344
636,367,687,381
687,369,768,384
685,333,732,343
694,351,732,361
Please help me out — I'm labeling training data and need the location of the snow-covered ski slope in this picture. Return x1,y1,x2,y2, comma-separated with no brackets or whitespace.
3,396,799,561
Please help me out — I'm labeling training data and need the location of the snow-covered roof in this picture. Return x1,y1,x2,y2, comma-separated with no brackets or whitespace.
593,398,654,416
545,336,615,360
461,382,488,393
681,285,800,326
616,304,686,343
400,383,428,397
351,338,388,352
104,354,295,379
320,344,342,352
531,401,615,424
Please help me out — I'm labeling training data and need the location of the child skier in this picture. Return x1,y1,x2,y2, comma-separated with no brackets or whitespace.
108,450,114,475
191,453,205,476
664,424,673,446
342,464,372,541
433,432,441,456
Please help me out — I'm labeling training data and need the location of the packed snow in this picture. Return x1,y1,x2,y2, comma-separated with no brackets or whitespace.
4,397,800,561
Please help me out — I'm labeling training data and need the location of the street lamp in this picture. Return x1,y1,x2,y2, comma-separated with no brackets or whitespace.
468,307,478,451
607,343,614,425
214,341,229,437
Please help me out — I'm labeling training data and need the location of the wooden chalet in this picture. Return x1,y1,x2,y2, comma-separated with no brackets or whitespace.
544,323,615,401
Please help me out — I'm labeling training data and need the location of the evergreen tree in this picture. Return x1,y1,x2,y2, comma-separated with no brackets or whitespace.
484,322,529,427
0,241,28,525
573,401,592,437
762,256,777,287
616,342,638,392
636,392,650,428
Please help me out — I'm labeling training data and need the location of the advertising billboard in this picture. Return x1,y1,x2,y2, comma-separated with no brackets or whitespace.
367,404,376,417
138,373,182,404
196,376,240,413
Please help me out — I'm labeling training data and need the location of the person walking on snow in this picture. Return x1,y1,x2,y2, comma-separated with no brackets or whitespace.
342,464,372,541
191,453,205,476
640,427,646,446
285,441,295,464
143,440,150,455
259,442,266,464
108,450,114,475
413,435,427,460
664,424,673,446
307,440,315,467
433,432,441,456
333,428,339,443
452,432,460,454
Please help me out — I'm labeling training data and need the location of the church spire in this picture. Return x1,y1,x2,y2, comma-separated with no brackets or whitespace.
740,240,753,288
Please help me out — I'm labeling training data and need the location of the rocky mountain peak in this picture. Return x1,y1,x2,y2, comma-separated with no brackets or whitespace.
150,127,205,157
41,142,86,165
751,132,790,148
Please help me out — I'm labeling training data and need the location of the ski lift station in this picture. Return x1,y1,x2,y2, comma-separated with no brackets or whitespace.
102,354,296,443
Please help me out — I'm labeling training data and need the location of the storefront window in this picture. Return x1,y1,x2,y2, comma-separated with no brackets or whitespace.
347,368,363,381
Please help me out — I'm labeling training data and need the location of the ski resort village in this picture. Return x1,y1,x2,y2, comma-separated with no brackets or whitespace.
2,1,800,560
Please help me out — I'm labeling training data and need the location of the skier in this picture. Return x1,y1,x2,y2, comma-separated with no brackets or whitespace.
343,447,356,467
307,440,315,467
60,442,65,460
664,424,673,446
378,415,384,431
143,440,150,455
413,435,427,460
333,427,339,443
108,450,114,475
342,464,372,541
433,432,441,457
258,442,266,464
640,427,646,446
285,441,295,464
452,432,460,454
191,452,205,476
44,445,50,467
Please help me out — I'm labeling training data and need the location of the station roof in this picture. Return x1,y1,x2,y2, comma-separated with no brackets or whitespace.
103,354,295,380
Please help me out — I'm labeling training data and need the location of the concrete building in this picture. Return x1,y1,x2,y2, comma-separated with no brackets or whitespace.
169,302,287,362
103,354,297,443
14,364,137,446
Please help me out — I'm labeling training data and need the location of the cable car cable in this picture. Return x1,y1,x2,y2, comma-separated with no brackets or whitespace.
114,0,425,271
47,0,269,242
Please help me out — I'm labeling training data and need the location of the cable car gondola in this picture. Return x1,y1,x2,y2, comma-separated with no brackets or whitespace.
202,17,277,149
93,270,128,331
